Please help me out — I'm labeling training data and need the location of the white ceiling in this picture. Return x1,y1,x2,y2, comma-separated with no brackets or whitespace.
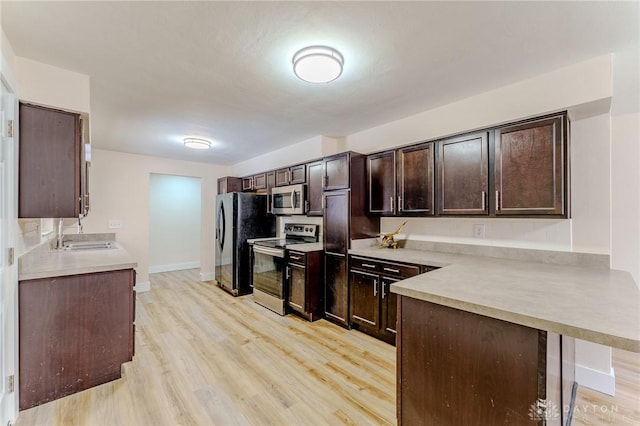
2,1,638,165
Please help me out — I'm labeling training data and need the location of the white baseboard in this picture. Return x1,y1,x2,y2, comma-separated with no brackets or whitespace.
575,364,615,396
199,271,215,281
148,261,200,274
134,281,151,293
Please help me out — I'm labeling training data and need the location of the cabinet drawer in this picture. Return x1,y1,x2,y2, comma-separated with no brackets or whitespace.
351,256,380,273
379,261,421,279
287,251,306,265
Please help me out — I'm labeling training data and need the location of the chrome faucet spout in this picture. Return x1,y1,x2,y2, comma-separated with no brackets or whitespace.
57,218,65,249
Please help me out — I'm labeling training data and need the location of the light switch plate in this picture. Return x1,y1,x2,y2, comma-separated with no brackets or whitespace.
108,220,122,229
473,224,485,238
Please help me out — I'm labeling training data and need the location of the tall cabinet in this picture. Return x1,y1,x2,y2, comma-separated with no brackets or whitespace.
323,152,379,327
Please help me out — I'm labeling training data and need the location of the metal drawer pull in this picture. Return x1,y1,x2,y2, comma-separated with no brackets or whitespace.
373,279,378,296
496,190,500,210
383,267,400,273
361,263,376,269
290,255,302,261
382,283,386,299
481,191,486,211
390,196,394,213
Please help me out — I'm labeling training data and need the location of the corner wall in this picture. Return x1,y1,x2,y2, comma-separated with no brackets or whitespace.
81,149,229,288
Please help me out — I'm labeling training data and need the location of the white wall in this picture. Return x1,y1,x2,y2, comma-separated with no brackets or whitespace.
82,149,229,287
14,56,90,114
149,174,202,273
611,112,640,285
232,135,344,176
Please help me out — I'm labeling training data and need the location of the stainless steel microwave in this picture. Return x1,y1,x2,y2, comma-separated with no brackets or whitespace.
271,184,306,215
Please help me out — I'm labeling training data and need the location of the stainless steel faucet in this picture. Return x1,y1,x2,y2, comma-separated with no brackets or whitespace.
56,218,65,249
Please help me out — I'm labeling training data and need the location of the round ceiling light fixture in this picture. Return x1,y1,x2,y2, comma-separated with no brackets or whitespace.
183,137,212,150
292,46,344,84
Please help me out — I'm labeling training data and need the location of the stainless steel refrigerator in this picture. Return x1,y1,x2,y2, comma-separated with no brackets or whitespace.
215,192,276,296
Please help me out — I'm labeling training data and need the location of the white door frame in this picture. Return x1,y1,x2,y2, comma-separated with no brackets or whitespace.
1,68,19,426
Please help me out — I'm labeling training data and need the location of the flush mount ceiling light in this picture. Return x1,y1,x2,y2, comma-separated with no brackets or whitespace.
292,46,344,84
183,138,211,150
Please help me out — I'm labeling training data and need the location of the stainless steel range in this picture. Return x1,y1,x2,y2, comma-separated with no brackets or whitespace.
252,223,319,315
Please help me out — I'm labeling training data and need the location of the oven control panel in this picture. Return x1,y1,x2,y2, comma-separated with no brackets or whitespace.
284,223,318,238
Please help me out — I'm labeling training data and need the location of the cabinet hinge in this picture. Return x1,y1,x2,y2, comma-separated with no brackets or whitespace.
7,120,13,138
7,248,14,266
7,375,14,393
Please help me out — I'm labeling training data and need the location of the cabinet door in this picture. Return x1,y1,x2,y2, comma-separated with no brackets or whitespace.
253,173,267,190
398,143,435,215
437,132,489,215
324,153,349,190
218,177,242,194
367,151,396,215
349,270,379,333
306,161,324,216
380,277,398,343
287,263,306,312
19,103,81,218
242,177,253,191
265,171,276,213
275,168,289,186
495,115,566,216
324,253,348,326
289,164,306,184
19,269,134,409
323,191,349,254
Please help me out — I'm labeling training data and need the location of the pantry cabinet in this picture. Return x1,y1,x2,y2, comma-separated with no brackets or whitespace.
494,115,567,216
18,103,83,218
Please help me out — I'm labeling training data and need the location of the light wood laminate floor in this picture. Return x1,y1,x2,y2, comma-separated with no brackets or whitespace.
15,269,640,425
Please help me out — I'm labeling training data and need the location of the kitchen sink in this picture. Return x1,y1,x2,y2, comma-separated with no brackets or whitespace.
62,241,115,251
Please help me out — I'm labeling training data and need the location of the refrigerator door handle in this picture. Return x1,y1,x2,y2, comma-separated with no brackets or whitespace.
219,203,226,251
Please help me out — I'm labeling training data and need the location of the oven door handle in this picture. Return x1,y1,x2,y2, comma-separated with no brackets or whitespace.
253,245,285,258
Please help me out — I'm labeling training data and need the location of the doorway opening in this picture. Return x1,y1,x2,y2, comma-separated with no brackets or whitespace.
148,174,202,274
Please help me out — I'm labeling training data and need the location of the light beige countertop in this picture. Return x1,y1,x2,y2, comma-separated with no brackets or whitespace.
349,244,640,353
287,242,323,253
19,234,138,281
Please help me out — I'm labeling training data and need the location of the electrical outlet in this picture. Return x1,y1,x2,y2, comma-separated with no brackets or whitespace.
108,220,122,229
473,224,485,238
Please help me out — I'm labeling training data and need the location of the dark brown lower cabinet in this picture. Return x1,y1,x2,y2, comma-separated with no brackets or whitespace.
397,296,576,426
286,250,323,321
19,269,136,410
350,256,427,345
324,253,348,326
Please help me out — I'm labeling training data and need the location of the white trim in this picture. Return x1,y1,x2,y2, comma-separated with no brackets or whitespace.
148,261,200,274
575,364,616,396
199,271,215,281
134,281,151,293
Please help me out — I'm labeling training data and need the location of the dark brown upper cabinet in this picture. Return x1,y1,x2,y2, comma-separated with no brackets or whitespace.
367,151,396,215
19,103,82,218
494,115,567,216
397,143,435,215
436,131,489,216
306,160,324,216
242,172,266,191
217,176,243,194
275,164,306,186
323,152,350,190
